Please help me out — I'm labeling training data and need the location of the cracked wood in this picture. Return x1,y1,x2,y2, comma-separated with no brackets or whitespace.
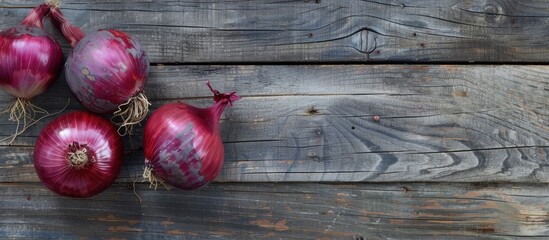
0,0,548,62
0,65,547,183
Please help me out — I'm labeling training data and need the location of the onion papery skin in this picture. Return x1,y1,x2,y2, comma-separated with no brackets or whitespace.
0,4,63,99
64,29,149,114
144,87,239,190
33,111,124,198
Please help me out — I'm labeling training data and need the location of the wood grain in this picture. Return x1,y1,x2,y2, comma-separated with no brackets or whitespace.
2,1,548,238
1,182,549,239
0,65,547,183
1,0,548,63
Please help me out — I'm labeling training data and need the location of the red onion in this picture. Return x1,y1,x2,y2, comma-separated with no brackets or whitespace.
49,7,149,135
33,111,124,198
143,82,239,190
0,2,63,142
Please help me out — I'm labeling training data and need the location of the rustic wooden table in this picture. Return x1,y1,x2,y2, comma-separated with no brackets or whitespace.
1,0,548,239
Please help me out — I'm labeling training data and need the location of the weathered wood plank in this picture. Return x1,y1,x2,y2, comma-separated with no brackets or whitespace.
1,182,549,239
1,0,549,63
0,65,547,183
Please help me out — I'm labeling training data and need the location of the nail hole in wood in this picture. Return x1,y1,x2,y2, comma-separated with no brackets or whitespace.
307,106,318,115
315,129,322,136
308,152,321,162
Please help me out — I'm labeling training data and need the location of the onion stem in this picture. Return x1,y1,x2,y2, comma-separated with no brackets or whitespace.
66,141,95,168
68,148,89,166
0,98,68,145
112,92,150,136
45,0,61,9
132,176,142,204
142,166,169,190
48,2,85,48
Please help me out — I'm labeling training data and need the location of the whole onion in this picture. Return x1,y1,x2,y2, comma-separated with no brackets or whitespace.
49,7,149,135
0,2,63,142
143,82,239,190
33,111,124,198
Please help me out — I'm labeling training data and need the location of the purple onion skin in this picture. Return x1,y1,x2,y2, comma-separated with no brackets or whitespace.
34,111,124,198
0,5,63,99
144,90,239,190
65,29,149,113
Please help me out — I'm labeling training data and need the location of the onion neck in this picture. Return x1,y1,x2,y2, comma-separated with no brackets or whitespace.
20,4,50,28
209,100,230,126
206,81,240,128
67,142,94,168
48,6,85,48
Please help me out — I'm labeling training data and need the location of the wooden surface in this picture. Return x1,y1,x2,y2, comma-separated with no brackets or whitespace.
1,0,549,63
3,182,549,239
1,65,548,183
0,0,548,239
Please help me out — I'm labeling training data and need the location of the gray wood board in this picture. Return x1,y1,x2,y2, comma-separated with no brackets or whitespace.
2,182,549,239
0,65,547,183
1,0,548,63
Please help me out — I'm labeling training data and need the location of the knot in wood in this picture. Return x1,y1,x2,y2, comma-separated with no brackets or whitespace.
483,3,502,23
351,29,378,54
